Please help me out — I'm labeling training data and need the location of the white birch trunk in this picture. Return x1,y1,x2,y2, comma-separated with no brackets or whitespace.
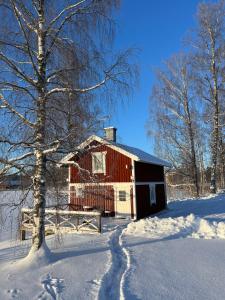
184,101,200,197
182,67,200,197
209,37,219,194
30,0,47,252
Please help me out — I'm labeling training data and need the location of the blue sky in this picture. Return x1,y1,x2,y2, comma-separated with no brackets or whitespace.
107,0,205,153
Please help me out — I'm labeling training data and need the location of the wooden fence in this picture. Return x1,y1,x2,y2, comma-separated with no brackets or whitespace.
20,207,102,240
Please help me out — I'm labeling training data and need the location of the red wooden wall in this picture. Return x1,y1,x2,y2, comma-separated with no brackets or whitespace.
70,141,132,183
135,184,166,219
135,162,164,182
70,185,115,215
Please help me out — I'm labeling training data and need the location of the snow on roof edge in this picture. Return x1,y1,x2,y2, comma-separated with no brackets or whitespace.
115,143,172,167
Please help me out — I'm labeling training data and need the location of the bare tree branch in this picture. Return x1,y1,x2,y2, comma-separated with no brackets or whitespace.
0,94,35,128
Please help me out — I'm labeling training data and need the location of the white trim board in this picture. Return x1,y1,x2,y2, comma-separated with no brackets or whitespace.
77,135,139,162
69,182,165,187
135,182,165,185
69,181,133,186
131,159,137,220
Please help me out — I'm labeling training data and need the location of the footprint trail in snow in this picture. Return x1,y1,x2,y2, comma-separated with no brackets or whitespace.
98,225,134,300
37,274,65,300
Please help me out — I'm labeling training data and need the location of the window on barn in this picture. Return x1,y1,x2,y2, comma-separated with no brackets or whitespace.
92,152,106,174
149,184,156,205
119,191,126,201
76,187,84,198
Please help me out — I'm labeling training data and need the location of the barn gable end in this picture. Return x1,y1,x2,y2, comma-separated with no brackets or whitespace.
69,141,132,183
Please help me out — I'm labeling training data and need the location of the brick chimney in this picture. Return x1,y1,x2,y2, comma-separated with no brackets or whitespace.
104,127,117,143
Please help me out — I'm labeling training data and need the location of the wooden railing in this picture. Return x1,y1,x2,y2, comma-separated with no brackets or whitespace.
20,207,102,240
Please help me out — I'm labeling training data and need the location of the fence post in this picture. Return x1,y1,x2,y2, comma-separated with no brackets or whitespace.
20,229,26,241
98,214,101,233
20,211,26,241
76,215,79,231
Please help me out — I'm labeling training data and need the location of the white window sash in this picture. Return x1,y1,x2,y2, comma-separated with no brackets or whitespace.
76,187,84,198
149,184,156,205
92,152,106,174
118,190,127,201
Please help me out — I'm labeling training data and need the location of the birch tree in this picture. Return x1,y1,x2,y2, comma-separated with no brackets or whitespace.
191,0,225,193
149,0,225,196
150,54,200,197
0,0,135,254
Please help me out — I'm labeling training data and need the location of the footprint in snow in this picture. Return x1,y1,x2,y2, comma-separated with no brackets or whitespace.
37,274,65,300
87,279,101,297
6,288,22,299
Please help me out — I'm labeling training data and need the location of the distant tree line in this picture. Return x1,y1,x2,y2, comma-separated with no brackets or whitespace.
149,0,225,197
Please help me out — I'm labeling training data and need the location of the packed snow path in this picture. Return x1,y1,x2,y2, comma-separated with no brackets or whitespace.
98,225,127,300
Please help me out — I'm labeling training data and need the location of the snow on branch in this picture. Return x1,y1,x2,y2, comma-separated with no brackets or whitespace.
0,151,34,176
12,2,39,76
11,1,37,34
6,151,34,163
47,0,87,31
43,140,61,155
46,76,109,97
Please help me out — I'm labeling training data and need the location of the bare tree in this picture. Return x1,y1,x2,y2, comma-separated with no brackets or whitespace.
191,0,225,193
0,0,136,255
149,54,200,197
149,0,225,197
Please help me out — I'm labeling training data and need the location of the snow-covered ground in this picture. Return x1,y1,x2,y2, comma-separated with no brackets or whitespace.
0,191,225,299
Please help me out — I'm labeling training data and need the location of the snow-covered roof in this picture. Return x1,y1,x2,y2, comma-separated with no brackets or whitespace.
115,143,171,167
60,135,171,167
59,152,77,165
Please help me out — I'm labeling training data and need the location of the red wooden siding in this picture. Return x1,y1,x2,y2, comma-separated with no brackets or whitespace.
70,141,132,183
70,185,115,215
135,184,166,219
134,161,164,182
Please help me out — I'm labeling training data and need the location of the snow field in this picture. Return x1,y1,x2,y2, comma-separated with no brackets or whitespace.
0,231,112,300
120,193,225,300
1,191,225,299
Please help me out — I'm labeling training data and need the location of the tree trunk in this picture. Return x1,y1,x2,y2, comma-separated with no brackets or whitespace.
32,151,46,251
30,0,47,252
182,68,200,197
187,127,199,197
210,37,219,194
219,137,225,189
199,148,206,194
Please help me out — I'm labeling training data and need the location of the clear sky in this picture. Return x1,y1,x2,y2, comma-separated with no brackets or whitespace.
107,0,206,153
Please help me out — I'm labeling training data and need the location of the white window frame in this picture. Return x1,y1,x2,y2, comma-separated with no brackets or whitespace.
118,190,127,201
76,187,84,198
149,184,156,206
92,151,106,174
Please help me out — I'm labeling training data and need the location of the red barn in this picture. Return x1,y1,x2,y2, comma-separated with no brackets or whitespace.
61,127,171,220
